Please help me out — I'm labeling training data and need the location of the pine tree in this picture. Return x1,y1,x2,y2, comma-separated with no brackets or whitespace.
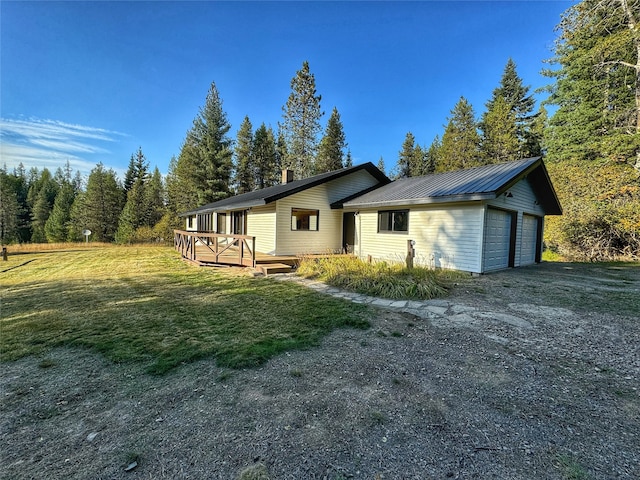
0,167,20,243
543,0,640,166
481,59,536,161
397,132,416,178
345,150,353,168
437,97,481,172
377,157,385,175
175,81,234,207
425,136,441,174
280,61,323,179
145,167,165,227
411,145,428,177
480,95,519,164
234,116,254,193
316,107,347,173
84,163,123,242
44,182,75,242
254,124,279,189
28,169,58,242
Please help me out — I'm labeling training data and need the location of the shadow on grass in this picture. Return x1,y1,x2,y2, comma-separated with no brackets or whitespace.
2,274,371,374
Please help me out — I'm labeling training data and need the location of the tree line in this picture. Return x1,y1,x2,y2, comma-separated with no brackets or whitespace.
1,0,638,259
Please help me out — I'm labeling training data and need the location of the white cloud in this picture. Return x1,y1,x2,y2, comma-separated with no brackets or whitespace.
0,117,127,176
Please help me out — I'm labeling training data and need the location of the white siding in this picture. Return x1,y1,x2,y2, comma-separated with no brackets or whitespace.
486,178,544,268
273,170,382,255
355,204,485,273
247,205,276,254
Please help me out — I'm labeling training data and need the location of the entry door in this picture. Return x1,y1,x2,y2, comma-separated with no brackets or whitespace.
342,212,355,253
483,208,514,272
232,211,247,235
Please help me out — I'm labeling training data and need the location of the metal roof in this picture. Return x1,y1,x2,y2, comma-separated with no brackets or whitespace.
344,157,562,215
180,162,390,216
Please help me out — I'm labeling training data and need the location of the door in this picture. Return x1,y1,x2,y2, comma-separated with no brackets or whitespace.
342,212,355,253
483,208,514,272
520,214,540,265
232,211,247,235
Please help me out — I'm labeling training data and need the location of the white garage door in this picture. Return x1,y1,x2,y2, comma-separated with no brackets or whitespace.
483,208,512,272
520,215,539,265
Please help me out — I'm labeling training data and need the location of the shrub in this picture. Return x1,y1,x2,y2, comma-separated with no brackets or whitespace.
297,255,463,300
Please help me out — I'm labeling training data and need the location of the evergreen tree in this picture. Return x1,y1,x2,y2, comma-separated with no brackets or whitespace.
67,192,88,242
316,107,347,173
253,124,279,189
543,0,640,166
0,167,20,243
481,59,536,161
425,136,441,174
397,132,416,178
411,144,428,177
123,155,137,193
345,150,353,168
84,163,123,242
234,116,254,193
275,130,288,178
377,157,385,175
145,166,165,227
28,169,58,242
480,95,519,164
44,182,76,242
437,97,481,172
175,81,234,207
280,61,323,178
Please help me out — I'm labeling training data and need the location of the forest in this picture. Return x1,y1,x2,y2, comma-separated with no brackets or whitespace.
1,0,638,260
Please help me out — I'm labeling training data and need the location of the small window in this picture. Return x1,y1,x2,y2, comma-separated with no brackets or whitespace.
378,210,409,233
187,216,194,229
291,208,319,231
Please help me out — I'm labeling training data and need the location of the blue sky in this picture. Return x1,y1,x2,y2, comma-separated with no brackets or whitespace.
1,1,572,181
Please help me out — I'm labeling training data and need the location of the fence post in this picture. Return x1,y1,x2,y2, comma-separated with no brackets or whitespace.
2,247,7,261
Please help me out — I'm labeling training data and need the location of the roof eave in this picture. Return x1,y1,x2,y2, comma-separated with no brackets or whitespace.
344,192,496,209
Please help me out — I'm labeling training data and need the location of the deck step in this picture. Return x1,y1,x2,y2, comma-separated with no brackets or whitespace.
258,263,293,275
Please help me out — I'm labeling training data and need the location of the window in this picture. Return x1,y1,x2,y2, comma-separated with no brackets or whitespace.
187,216,194,229
291,208,319,231
378,210,409,233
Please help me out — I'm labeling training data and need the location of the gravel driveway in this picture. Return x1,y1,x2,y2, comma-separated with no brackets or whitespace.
1,262,638,479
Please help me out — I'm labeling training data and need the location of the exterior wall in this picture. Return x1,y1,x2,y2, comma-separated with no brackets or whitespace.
486,178,545,268
354,203,485,273
274,169,381,255
246,204,276,254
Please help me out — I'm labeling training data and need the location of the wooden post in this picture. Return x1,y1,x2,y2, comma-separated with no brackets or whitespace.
2,247,7,261
406,239,415,269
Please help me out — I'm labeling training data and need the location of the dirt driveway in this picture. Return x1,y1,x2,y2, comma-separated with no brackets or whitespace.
1,262,638,479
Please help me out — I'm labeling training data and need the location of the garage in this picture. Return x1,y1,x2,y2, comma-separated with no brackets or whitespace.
483,208,513,272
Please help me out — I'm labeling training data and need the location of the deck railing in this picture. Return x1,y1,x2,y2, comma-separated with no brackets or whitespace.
174,230,256,268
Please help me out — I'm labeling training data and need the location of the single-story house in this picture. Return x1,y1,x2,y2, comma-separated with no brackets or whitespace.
180,162,391,256
180,157,562,274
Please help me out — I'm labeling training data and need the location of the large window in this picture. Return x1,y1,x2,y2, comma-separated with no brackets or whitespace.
291,208,319,231
378,209,409,233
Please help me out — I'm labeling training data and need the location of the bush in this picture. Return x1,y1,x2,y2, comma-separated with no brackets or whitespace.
545,160,640,261
297,255,464,300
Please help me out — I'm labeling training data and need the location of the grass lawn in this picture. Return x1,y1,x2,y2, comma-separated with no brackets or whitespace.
1,245,371,374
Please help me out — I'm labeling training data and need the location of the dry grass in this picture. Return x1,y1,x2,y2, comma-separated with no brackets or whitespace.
297,255,467,300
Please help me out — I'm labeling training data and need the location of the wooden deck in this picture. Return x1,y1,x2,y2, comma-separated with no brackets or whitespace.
175,229,354,275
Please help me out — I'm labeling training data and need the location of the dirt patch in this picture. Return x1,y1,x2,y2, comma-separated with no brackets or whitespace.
1,262,639,479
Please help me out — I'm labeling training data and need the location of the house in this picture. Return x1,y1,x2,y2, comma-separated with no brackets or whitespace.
180,162,390,256
179,157,562,274
341,156,562,273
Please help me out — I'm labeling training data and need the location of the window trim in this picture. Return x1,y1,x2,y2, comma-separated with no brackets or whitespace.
377,209,409,234
291,208,320,231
